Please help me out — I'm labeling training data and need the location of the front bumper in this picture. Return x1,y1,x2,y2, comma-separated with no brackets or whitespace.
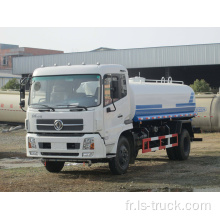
26,133,106,159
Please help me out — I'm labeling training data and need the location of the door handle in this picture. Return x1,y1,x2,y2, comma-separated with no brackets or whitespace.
118,114,123,118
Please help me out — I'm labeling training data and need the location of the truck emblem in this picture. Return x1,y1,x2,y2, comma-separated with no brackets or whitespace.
54,120,63,131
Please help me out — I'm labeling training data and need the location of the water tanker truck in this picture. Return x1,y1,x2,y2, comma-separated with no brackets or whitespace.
19,64,199,174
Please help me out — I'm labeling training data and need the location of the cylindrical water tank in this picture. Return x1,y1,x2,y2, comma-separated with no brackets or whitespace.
192,93,220,132
0,90,28,123
129,77,196,122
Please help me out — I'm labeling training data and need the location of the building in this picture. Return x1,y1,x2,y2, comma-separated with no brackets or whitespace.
0,69,21,88
12,43,220,88
0,43,63,88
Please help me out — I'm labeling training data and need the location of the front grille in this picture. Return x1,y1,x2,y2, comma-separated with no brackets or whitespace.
41,152,79,157
37,133,84,137
36,119,83,131
39,142,80,150
67,143,80,150
39,142,51,149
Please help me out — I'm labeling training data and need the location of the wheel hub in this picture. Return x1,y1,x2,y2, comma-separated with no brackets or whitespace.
119,145,129,168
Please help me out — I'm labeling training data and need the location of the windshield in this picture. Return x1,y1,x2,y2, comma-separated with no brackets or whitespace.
29,74,101,108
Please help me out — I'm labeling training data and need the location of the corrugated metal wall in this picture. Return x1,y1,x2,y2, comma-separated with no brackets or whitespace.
12,44,220,74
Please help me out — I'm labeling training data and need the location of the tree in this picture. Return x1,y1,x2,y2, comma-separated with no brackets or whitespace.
2,78,20,90
190,79,210,93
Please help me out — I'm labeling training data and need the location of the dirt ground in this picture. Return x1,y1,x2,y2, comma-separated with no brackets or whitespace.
0,124,220,192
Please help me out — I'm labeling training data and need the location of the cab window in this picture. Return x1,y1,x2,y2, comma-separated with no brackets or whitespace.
104,74,127,106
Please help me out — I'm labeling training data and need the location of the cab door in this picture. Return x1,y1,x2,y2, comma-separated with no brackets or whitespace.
103,74,129,145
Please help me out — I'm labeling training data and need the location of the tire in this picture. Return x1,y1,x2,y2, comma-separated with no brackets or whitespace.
45,161,65,173
166,129,191,160
176,129,191,160
135,149,139,158
166,147,178,160
109,136,130,175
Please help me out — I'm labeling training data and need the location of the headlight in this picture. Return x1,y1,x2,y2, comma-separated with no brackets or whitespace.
83,138,94,150
28,137,36,148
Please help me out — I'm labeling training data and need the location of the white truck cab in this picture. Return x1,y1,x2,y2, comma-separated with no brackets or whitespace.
23,64,133,174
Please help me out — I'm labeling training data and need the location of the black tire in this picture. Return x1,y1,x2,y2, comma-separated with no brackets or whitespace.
135,149,139,158
166,146,178,160
166,129,191,160
176,129,191,160
45,161,65,173
109,136,130,175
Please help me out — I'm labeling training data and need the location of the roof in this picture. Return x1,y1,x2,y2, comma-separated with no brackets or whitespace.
0,43,19,50
33,64,127,77
13,43,220,75
90,47,116,52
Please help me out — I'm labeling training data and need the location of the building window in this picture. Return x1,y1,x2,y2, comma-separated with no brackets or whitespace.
2,56,8,66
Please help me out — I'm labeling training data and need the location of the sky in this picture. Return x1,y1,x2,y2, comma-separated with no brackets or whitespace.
1,1,220,53
1,27,220,53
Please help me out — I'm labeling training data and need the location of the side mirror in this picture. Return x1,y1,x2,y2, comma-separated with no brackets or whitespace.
20,100,25,108
20,79,26,109
20,85,25,99
110,80,119,99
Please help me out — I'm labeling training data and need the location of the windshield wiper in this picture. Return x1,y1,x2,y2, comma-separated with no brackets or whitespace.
56,104,88,111
30,104,55,112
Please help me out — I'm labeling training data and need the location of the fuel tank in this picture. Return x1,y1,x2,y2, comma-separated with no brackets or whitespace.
192,93,220,132
129,77,196,122
0,90,28,123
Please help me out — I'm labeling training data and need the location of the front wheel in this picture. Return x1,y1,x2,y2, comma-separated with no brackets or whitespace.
109,136,130,175
45,161,65,173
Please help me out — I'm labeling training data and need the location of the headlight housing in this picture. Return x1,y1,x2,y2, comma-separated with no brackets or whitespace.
28,137,36,148
83,138,94,150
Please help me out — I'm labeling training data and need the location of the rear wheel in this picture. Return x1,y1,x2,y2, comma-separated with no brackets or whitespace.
166,129,191,160
176,129,191,160
45,161,65,173
109,136,130,175
166,147,178,160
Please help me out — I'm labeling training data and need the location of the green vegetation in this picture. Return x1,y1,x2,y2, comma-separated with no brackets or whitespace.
190,79,210,93
2,78,20,90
